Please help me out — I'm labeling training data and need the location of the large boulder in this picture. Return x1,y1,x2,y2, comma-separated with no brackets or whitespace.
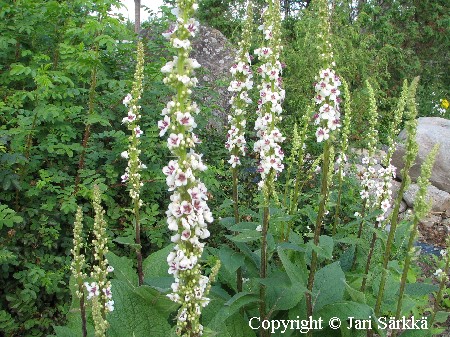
403,183,450,213
392,117,450,194
141,24,236,130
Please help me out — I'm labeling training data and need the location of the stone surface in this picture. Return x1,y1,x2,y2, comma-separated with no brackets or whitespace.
403,183,450,213
392,117,450,193
419,214,441,229
190,25,236,130
399,200,408,213
141,24,236,130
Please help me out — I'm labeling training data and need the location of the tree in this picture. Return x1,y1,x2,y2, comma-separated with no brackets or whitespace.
135,0,141,33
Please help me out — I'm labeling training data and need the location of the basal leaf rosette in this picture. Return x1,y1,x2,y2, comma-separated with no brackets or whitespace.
159,1,213,336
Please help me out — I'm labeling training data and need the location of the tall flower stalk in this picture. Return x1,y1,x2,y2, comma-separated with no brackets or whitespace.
121,40,146,286
253,1,284,330
332,78,351,236
359,80,408,290
88,185,114,337
353,80,378,270
159,1,214,335
374,77,420,316
70,207,87,337
226,0,253,292
305,0,341,329
392,145,438,337
285,112,309,213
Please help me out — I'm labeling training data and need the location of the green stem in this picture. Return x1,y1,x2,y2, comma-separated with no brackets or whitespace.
374,177,408,316
332,167,343,236
79,286,87,337
135,196,143,286
392,217,420,337
232,168,243,292
259,204,270,337
360,219,379,292
351,202,366,270
429,254,449,327
306,141,331,335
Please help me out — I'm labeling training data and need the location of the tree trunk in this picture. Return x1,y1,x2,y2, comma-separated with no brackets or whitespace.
134,0,141,33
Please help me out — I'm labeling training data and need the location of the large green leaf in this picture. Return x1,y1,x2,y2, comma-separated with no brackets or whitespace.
218,246,245,274
313,262,345,312
107,280,173,337
105,252,138,289
205,292,258,337
307,235,334,260
143,244,175,278
313,301,374,330
277,245,307,285
404,282,438,296
258,271,306,311
226,230,261,243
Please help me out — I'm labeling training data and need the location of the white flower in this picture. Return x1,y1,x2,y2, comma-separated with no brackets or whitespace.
84,282,99,300
173,38,190,49
123,93,132,106
315,127,330,142
134,126,143,137
434,269,443,277
256,225,262,232
158,116,171,137
106,300,114,312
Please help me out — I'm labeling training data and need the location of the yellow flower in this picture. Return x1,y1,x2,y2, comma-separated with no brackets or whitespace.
441,98,449,109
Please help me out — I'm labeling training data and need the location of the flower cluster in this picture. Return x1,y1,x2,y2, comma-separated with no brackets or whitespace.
431,91,449,117
225,3,253,168
313,69,342,142
120,41,146,209
359,156,396,222
312,1,342,143
70,207,87,299
159,1,214,335
90,185,114,336
253,1,285,189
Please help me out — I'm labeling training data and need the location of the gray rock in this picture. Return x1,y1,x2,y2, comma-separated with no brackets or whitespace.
419,214,441,228
399,200,408,213
403,183,450,213
390,180,401,200
442,217,450,228
392,117,450,193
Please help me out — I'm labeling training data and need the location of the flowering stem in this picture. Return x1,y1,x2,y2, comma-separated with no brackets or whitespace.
288,114,309,213
121,41,146,286
160,2,215,335
374,77,419,317
70,206,87,337
306,140,331,327
392,146,438,336
332,79,351,236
